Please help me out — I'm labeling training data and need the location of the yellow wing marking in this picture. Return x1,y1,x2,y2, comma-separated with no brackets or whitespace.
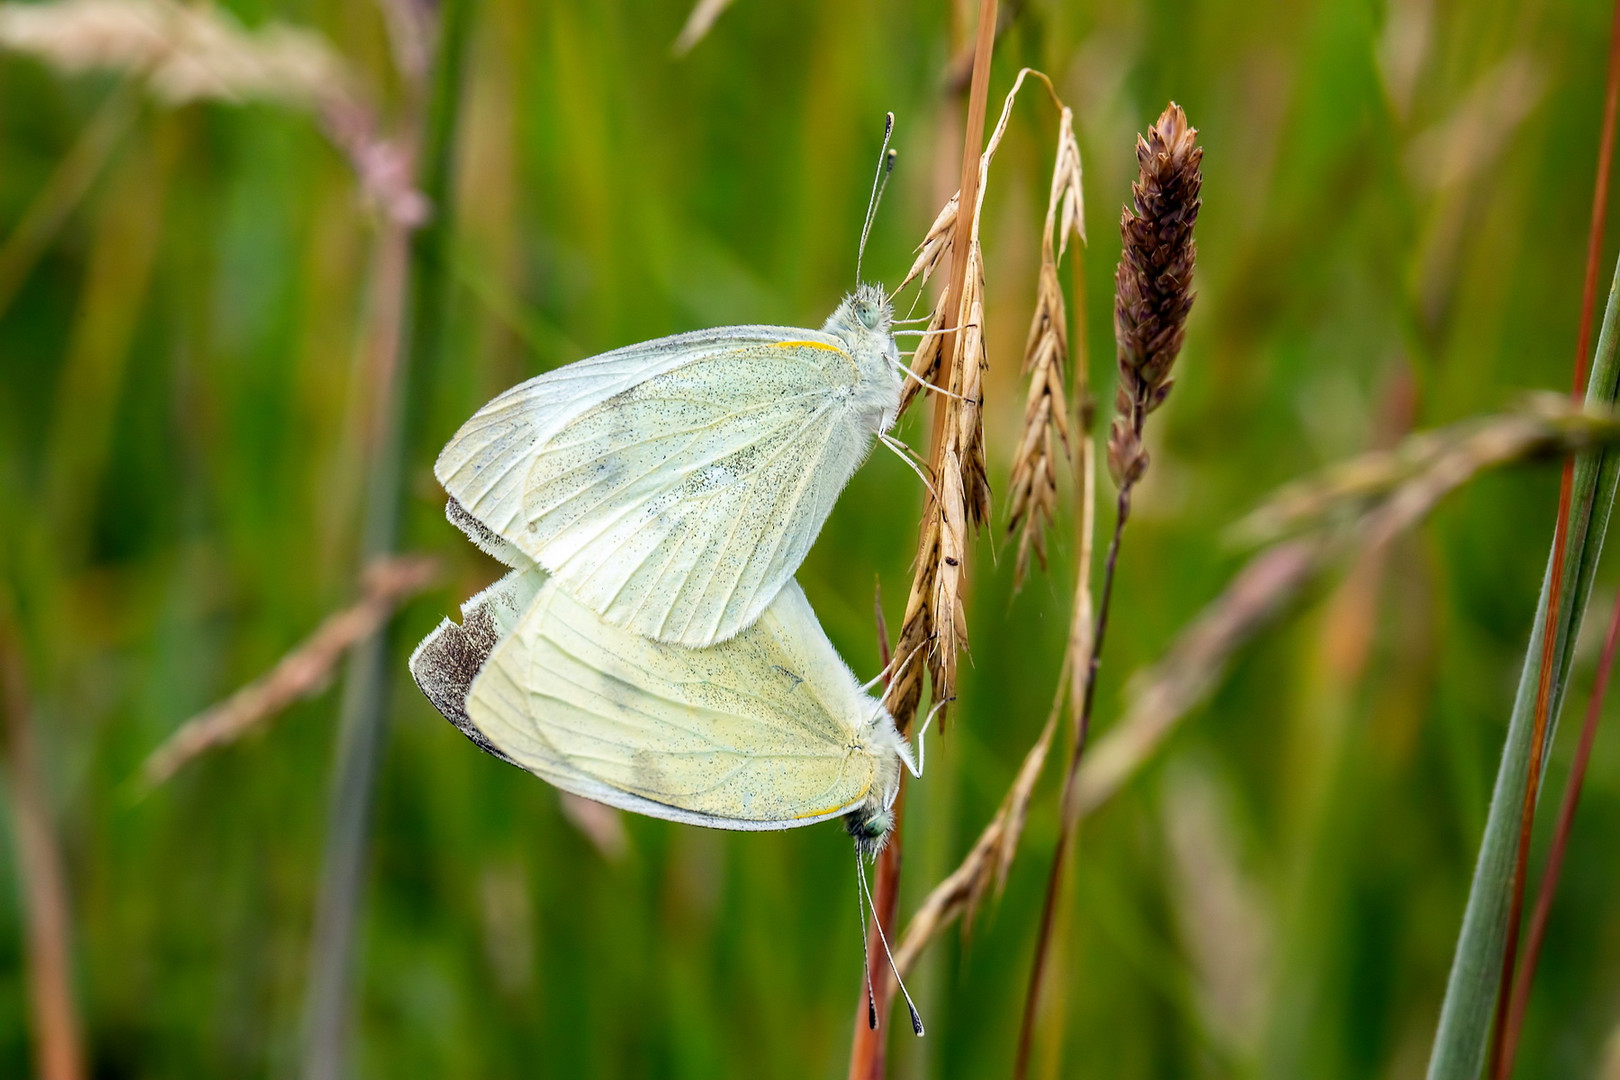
772,339,850,355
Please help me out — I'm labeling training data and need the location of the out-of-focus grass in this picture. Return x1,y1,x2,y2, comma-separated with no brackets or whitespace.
2,0,1620,1076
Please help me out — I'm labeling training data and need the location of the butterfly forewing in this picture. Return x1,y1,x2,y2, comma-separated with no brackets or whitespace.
525,340,873,647
440,329,878,647
436,326,802,549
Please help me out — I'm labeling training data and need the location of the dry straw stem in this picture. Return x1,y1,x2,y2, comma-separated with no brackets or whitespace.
0,615,86,1080
890,113,1096,994
137,555,441,790
1006,105,1085,590
671,0,734,56
886,67,1075,717
1232,396,1620,548
891,672,1063,981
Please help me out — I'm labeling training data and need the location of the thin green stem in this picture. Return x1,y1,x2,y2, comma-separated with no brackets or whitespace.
296,3,478,1077
1426,254,1620,1080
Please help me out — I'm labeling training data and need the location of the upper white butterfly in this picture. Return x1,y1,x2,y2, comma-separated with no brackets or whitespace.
434,283,902,648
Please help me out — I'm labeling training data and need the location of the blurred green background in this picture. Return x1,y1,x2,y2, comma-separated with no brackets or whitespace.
3,0,1620,1076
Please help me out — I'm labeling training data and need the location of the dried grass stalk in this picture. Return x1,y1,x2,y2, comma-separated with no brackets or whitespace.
1007,107,1085,589
891,682,1062,982
138,554,441,789
671,0,734,56
890,68,1072,714
0,618,87,1080
0,0,352,107
1018,103,1201,1080
0,0,428,227
1233,395,1620,546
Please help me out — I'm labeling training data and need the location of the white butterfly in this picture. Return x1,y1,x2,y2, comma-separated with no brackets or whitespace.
410,565,918,849
433,284,912,648
408,561,932,1033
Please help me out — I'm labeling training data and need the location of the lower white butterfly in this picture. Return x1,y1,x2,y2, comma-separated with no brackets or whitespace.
409,566,932,1033
411,567,915,846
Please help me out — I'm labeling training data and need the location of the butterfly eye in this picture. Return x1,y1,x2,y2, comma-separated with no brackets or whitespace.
857,303,879,330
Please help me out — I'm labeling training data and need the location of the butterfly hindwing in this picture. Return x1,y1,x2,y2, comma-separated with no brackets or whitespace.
464,576,880,830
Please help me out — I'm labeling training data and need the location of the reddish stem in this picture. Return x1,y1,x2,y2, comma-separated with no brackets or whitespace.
847,3,997,1073
1488,6,1620,1077
0,625,86,1080
1499,586,1620,1073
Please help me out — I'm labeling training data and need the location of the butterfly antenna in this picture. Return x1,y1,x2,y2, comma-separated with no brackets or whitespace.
858,853,925,1036
856,113,898,284
853,852,878,1030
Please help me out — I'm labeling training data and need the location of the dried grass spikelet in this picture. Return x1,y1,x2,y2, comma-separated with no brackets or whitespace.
883,514,936,727
898,283,951,419
0,0,352,107
1006,106,1086,590
886,68,1074,717
1109,103,1202,488
895,194,959,419
932,449,971,692
896,191,960,297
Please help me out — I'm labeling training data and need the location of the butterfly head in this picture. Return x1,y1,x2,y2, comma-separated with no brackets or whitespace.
845,804,894,859
825,285,903,433
827,283,895,340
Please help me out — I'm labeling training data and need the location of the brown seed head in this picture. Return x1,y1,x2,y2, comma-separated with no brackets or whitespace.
1110,103,1201,486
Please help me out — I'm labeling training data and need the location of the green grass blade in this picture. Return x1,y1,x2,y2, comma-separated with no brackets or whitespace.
1426,255,1620,1080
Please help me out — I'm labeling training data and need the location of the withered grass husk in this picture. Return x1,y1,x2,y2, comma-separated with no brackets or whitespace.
1007,105,1085,590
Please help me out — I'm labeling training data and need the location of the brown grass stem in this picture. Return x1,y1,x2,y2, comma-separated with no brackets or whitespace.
850,4,996,1072
1488,8,1620,1075
849,588,898,1080
1498,584,1620,1073
0,613,86,1080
